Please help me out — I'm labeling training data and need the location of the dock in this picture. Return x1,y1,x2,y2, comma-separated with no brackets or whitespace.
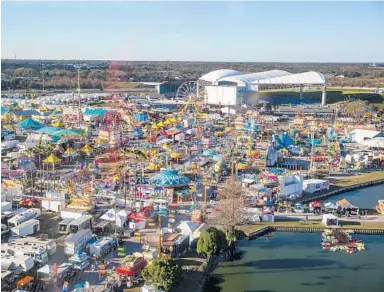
243,223,384,239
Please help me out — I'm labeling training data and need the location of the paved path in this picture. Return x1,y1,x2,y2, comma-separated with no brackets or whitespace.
275,212,384,222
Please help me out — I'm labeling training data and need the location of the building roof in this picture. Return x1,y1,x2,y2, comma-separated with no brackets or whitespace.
253,71,327,85
219,70,291,88
199,69,244,84
199,69,327,89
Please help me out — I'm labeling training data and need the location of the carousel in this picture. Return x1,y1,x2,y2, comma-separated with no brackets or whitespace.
149,168,191,202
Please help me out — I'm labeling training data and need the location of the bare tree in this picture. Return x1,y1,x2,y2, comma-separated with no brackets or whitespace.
217,178,245,238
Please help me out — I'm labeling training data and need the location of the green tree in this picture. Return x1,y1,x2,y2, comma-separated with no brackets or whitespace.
197,227,227,261
141,256,180,291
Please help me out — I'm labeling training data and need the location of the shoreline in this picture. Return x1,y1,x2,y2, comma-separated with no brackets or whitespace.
296,174,384,204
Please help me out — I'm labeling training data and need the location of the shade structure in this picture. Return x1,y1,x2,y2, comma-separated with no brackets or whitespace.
17,117,43,129
41,106,50,112
53,128,83,138
53,120,65,128
63,147,78,157
150,168,191,188
133,113,148,121
151,124,158,129
80,144,93,153
157,121,164,127
43,153,61,164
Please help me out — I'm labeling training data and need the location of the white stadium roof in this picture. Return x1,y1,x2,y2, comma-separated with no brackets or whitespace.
199,69,244,84
253,71,327,85
199,69,327,89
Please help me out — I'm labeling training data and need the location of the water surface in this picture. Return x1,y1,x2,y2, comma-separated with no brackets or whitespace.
209,232,384,292
322,184,384,209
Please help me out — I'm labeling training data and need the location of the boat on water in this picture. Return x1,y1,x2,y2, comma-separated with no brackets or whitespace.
376,200,384,215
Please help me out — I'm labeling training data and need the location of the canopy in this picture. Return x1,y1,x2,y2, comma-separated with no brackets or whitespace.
80,144,93,153
41,106,50,112
53,120,65,128
84,108,107,115
150,168,191,188
336,199,358,209
17,117,43,129
53,128,83,137
43,154,61,164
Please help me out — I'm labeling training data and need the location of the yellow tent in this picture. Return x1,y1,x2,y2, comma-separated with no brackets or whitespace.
169,117,177,123
151,124,158,130
53,120,65,128
64,148,75,155
41,106,50,112
163,119,171,126
80,144,93,153
157,121,164,127
42,154,61,164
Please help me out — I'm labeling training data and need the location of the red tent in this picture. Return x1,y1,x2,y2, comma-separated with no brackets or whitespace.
310,201,322,208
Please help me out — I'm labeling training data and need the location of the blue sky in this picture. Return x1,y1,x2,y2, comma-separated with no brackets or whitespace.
2,1,384,62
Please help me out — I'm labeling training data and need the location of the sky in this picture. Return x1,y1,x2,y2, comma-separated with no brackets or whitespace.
1,1,384,62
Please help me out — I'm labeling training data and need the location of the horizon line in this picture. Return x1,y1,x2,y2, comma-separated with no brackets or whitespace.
1,58,382,64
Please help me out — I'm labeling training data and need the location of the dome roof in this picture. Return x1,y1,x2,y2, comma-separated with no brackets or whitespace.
199,69,244,84
150,168,190,187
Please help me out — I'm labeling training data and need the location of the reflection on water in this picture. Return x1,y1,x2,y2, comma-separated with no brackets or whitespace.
322,185,384,209
207,233,384,292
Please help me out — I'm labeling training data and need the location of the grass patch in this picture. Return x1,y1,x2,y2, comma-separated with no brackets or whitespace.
330,172,384,189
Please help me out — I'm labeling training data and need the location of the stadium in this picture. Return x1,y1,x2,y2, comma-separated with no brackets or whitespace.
197,69,328,106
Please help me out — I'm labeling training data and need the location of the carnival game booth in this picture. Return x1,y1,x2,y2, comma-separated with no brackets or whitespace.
336,199,359,216
115,253,148,288
322,214,339,227
83,108,107,123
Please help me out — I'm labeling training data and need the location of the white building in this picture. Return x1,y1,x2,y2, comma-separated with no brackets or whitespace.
348,129,383,144
279,173,303,199
199,69,328,106
303,179,329,194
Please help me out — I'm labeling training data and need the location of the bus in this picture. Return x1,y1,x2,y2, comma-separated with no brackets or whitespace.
68,215,92,234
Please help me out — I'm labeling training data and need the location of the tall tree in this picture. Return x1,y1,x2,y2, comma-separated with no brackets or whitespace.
197,227,227,261
217,178,245,245
141,256,181,291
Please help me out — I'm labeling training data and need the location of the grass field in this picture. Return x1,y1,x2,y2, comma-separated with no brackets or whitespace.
330,171,384,189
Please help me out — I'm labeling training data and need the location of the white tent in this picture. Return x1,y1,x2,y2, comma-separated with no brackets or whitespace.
100,209,125,228
221,107,236,115
322,214,339,226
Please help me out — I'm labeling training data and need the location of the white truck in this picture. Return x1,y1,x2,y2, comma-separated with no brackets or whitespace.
89,237,117,258
60,208,87,220
1,140,19,152
1,254,35,272
2,243,48,265
8,235,57,256
1,201,13,213
7,208,41,229
64,229,92,256
11,218,40,237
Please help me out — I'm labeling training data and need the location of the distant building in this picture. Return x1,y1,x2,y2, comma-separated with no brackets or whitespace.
155,80,185,98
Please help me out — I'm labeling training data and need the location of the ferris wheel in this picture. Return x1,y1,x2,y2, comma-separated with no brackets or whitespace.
175,81,206,102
